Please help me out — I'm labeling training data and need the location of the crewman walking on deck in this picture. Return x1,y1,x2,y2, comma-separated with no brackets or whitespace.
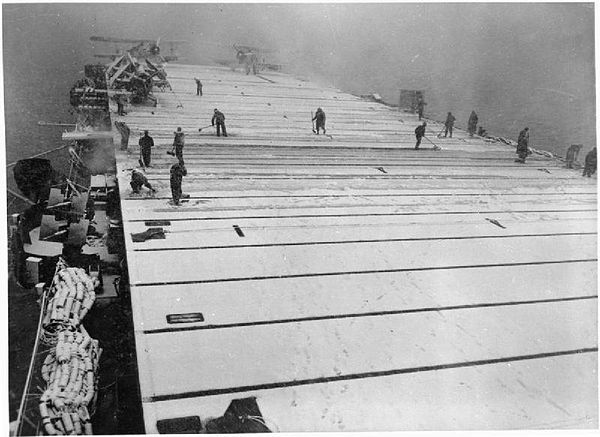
139,130,154,167
194,77,203,96
169,161,188,205
130,169,156,194
416,98,426,121
116,94,127,116
583,147,597,177
115,121,130,151
415,121,426,150
467,111,478,137
515,127,530,163
444,112,456,138
212,108,227,137
172,127,185,165
313,108,326,134
565,144,582,169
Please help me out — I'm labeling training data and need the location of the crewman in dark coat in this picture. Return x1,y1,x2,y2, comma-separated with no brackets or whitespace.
312,108,326,134
467,111,478,137
139,130,154,167
115,121,130,151
415,121,426,150
194,77,203,96
172,127,185,165
116,94,127,116
444,112,456,138
130,169,155,194
212,109,227,137
583,147,597,177
170,162,188,205
416,99,426,121
515,127,530,163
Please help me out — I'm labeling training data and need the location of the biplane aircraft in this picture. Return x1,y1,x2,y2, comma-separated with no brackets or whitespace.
215,44,283,74
90,36,187,63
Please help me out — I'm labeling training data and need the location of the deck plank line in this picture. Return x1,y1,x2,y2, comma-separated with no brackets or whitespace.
124,192,596,200
132,258,597,287
132,231,597,251
143,347,598,402
142,294,598,334
127,208,596,222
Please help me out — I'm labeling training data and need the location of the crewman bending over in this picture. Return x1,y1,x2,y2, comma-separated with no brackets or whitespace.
194,77,203,96
130,169,156,194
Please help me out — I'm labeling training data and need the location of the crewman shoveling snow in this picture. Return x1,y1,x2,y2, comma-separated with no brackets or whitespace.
212,108,227,137
415,121,426,149
312,108,326,134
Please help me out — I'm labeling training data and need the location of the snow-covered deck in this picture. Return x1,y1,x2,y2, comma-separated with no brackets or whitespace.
113,63,597,432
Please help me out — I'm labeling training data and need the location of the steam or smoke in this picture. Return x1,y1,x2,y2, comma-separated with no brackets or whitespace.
3,3,596,158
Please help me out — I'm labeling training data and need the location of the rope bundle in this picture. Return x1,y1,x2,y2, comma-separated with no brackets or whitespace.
39,328,101,435
38,262,102,435
41,267,99,346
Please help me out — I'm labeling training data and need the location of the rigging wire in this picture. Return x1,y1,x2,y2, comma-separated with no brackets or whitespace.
15,276,52,435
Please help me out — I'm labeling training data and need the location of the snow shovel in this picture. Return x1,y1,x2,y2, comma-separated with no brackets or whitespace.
423,135,442,150
198,124,214,132
311,111,316,134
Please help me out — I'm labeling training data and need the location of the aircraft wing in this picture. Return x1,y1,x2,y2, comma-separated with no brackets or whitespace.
91,36,187,44
91,36,150,44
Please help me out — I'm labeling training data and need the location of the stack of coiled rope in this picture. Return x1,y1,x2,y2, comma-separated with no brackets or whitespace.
38,262,102,435
41,267,99,345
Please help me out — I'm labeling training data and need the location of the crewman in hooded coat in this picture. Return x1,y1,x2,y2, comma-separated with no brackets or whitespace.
312,108,326,134
194,77,203,96
467,111,478,137
515,127,530,163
